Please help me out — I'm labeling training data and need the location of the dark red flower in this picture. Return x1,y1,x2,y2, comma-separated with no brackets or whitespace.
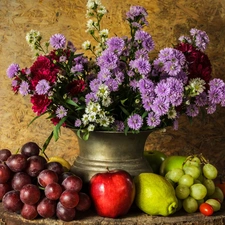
67,80,86,96
30,56,58,90
30,94,52,115
176,43,212,84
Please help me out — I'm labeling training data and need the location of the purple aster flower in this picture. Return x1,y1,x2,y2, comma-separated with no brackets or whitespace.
207,104,217,114
190,28,209,51
113,120,125,131
105,79,119,91
106,37,125,54
126,6,148,24
97,50,118,70
186,104,199,117
35,79,50,95
89,78,102,92
98,68,111,81
85,92,98,104
208,88,223,104
209,78,225,90
135,49,149,60
165,78,184,106
135,30,154,52
127,114,143,130
56,105,68,119
6,63,20,78
195,92,208,107
49,34,66,49
155,80,170,97
138,78,155,93
74,119,82,127
19,81,29,96
151,97,170,116
142,97,154,111
130,58,151,75
146,112,161,127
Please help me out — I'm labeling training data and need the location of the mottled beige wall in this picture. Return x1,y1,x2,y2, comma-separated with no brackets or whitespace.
0,0,225,172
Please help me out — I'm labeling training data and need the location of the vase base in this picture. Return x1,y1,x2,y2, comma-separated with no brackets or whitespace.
70,156,152,183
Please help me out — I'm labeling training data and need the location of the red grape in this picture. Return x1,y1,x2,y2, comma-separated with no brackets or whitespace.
20,184,41,205
37,197,56,218
61,175,83,192
0,183,12,200
60,190,79,209
21,142,40,157
45,182,63,200
0,149,11,161
76,192,91,211
21,204,38,220
11,172,31,191
6,154,27,172
0,162,12,184
26,155,46,177
46,161,64,175
38,169,58,187
56,202,76,221
2,190,23,212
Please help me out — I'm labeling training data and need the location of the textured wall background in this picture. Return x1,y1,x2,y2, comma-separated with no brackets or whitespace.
0,0,225,173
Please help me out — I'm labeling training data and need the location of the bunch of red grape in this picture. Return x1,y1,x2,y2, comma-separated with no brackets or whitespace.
0,142,91,221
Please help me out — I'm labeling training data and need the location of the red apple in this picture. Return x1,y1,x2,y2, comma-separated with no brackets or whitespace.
89,169,135,218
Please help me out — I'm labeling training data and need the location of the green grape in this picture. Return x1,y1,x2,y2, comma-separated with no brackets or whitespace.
183,165,201,179
175,184,190,199
184,156,201,168
194,179,202,184
197,172,204,183
202,178,215,196
190,183,207,200
165,168,184,183
202,163,218,180
182,196,198,213
178,174,194,187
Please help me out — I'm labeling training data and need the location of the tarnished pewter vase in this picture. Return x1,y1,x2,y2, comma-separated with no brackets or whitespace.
70,131,152,183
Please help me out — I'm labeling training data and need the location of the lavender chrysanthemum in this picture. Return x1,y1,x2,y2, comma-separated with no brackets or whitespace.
127,114,143,130
7,63,20,78
186,104,199,117
135,30,154,52
35,79,50,95
151,97,170,116
50,34,66,49
113,120,125,131
190,28,209,51
74,119,82,127
106,37,125,54
19,81,29,96
130,58,151,75
146,112,161,127
97,50,118,70
56,105,68,119
126,5,148,22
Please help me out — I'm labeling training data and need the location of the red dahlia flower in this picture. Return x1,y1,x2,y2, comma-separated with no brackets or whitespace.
30,94,52,115
176,43,212,84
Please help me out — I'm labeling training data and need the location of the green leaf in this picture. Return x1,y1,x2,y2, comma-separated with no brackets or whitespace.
83,131,89,141
65,99,79,106
142,111,148,118
41,131,54,153
119,105,130,116
120,98,128,106
53,117,67,141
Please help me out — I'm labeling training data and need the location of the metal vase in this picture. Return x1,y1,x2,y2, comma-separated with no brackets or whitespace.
70,131,152,183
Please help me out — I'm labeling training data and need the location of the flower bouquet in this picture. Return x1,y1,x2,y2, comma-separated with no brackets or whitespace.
6,0,225,151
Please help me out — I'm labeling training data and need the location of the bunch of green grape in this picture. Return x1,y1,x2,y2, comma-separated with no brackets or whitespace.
165,154,224,214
